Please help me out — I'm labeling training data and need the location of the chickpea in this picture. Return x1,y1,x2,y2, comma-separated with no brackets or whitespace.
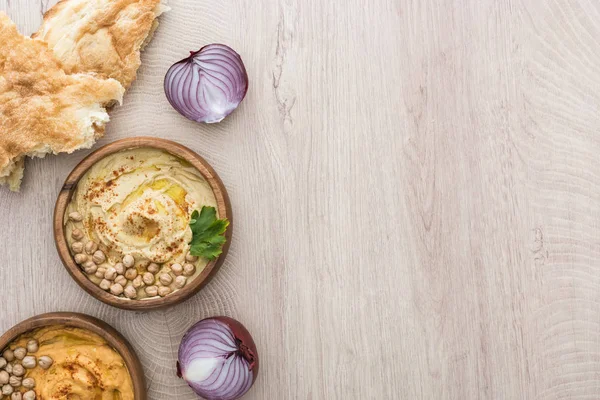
0,371,8,385
147,263,160,274
95,267,107,279
185,253,199,263
114,263,125,275
114,275,127,287
2,384,13,395
11,364,24,377
110,283,124,296
171,263,183,276
5,364,12,374
68,212,83,222
13,348,25,361
23,390,36,400
183,263,196,277
99,279,111,291
85,241,98,255
122,255,135,268
132,275,144,289
124,268,138,280
9,375,21,387
22,356,36,369
142,272,155,286
159,274,173,286
71,228,84,241
92,250,106,264
0,357,6,369
124,286,137,299
71,241,84,254
145,286,158,297
11,391,22,400
26,340,38,354
2,350,13,362
74,254,88,265
104,267,117,281
83,262,98,275
38,356,53,370
158,286,172,297
21,377,35,389
174,276,187,289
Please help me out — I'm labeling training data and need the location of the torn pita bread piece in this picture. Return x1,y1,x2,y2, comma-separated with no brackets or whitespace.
0,12,125,192
34,0,170,89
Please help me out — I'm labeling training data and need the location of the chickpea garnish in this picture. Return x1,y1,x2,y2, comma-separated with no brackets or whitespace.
132,275,144,289
74,254,88,265
174,276,187,289
125,268,138,280
68,212,83,222
11,364,24,377
159,274,173,286
158,286,172,297
114,275,127,287
85,241,98,255
142,272,155,286
124,286,137,299
26,340,38,354
13,348,25,361
21,377,35,389
147,263,160,274
122,255,135,268
171,263,183,276
145,286,158,297
110,283,124,296
99,279,111,291
185,253,199,263
71,242,84,254
114,263,125,275
22,356,36,369
104,267,117,281
71,228,84,240
23,390,36,400
92,250,106,264
38,356,53,370
183,263,196,277
0,371,8,385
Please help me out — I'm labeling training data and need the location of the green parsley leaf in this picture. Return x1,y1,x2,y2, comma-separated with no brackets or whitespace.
189,206,229,260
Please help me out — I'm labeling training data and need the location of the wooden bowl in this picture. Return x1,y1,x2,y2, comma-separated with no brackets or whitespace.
0,312,146,399
54,137,233,310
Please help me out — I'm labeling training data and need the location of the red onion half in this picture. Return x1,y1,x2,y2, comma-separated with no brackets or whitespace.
178,317,259,400
164,44,249,123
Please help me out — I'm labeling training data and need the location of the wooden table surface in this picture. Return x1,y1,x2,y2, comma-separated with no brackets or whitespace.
1,1,600,399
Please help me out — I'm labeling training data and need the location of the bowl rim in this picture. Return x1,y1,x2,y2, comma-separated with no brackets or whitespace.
0,312,147,400
53,137,233,311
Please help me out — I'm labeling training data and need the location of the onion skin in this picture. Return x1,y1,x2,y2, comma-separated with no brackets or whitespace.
164,44,249,124
178,316,259,400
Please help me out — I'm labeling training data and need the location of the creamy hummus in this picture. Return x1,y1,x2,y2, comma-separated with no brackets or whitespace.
8,326,134,400
65,147,219,299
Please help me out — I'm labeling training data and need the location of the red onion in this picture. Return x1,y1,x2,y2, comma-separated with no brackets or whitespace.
177,317,259,400
164,44,249,123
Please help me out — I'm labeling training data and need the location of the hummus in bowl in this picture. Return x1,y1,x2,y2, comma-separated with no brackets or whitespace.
54,138,232,310
0,313,145,400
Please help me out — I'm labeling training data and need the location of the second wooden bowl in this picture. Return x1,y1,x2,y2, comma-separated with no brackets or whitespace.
54,137,233,310
0,312,146,399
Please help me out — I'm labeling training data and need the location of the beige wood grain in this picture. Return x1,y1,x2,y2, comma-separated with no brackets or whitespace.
0,0,599,399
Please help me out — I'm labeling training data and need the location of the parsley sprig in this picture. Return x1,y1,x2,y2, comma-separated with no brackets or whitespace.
189,206,229,260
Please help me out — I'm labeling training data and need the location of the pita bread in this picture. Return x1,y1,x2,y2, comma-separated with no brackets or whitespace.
0,12,124,191
34,0,169,89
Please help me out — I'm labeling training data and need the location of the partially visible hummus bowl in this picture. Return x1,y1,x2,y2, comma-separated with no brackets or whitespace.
54,138,232,310
0,312,145,400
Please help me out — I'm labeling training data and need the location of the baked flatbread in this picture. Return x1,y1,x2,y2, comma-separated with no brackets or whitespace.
0,12,125,191
34,0,168,89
